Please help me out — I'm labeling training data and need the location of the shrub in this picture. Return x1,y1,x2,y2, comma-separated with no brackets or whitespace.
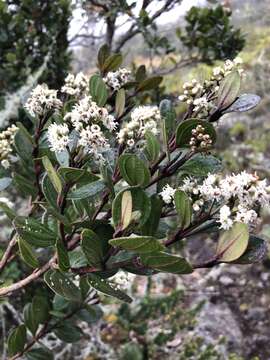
0,46,268,358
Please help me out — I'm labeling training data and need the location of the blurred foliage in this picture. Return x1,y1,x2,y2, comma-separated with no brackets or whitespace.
0,0,71,98
178,5,245,64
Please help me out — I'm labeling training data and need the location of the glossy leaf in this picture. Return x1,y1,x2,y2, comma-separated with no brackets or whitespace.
174,190,192,229
54,321,81,343
178,154,223,178
216,222,249,262
23,303,38,335
18,237,39,268
8,324,26,356
118,154,150,187
67,180,105,200
26,347,54,360
89,74,108,106
97,44,110,69
141,252,193,274
176,119,216,148
56,239,70,272
216,70,241,110
42,156,62,194
137,76,163,91
144,131,160,163
103,53,123,72
81,229,103,269
109,236,165,254
87,274,132,303
44,269,82,302
141,195,163,236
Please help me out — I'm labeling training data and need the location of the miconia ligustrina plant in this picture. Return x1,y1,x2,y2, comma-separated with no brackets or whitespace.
0,46,268,359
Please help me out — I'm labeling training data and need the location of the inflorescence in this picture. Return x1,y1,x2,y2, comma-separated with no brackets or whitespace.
160,171,270,230
0,125,18,168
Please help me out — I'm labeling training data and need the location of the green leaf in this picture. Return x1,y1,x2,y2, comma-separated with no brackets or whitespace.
67,180,105,200
42,174,58,209
0,200,16,221
15,217,56,248
144,131,160,163
159,99,176,138
32,295,50,324
216,70,241,110
141,252,193,274
58,167,96,184
174,190,192,229
103,53,123,72
216,222,249,262
118,154,150,187
109,236,165,254
112,187,151,228
233,236,267,264
141,195,162,236
135,65,147,82
86,274,132,303
115,88,125,117
175,119,216,148
89,74,108,107
13,173,37,197
56,239,70,272
81,229,103,269
97,44,110,70
16,122,34,145
137,76,163,91
178,154,223,178
8,324,26,356
42,156,62,194
54,321,81,343
0,177,12,191
26,347,54,360
24,303,38,335
121,190,133,230
14,128,33,163
44,269,82,302
222,93,261,114
18,237,39,268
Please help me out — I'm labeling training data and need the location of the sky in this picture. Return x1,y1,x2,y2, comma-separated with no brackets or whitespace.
69,0,206,42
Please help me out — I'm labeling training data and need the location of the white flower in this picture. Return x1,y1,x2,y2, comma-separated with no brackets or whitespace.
110,270,134,291
117,105,160,146
0,125,18,166
78,125,110,161
64,96,116,132
160,184,176,204
219,205,233,230
47,123,70,152
103,68,131,90
61,72,88,97
235,205,258,225
24,84,62,117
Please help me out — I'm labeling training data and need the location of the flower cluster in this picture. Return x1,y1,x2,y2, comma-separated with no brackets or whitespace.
47,123,70,153
46,95,116,161
189,124,213,152
117,105,160,147
110,270,134,291
103,68,131,91
61,72,88,98
178,57,244,118
160,171,270,230
0,125,18,168
24,84,62,117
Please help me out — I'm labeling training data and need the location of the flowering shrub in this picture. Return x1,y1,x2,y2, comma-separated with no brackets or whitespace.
0,46,268,358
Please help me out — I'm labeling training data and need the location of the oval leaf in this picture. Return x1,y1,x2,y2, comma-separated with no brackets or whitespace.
216,222,249,262
137,76,163,92
18,237,39,268
67,180,105,200
174,190,192,229
121,190,133,230
118,154,150,187
176,119,216,148
233,235,267,264
115,88,125,117
42,156,62,194
109,236,165,254
81,229,103,269
87,273,132,303
216,70,241,110
141,252,193,274
89,74,108,107
222,93,261,114
8,324,26,356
